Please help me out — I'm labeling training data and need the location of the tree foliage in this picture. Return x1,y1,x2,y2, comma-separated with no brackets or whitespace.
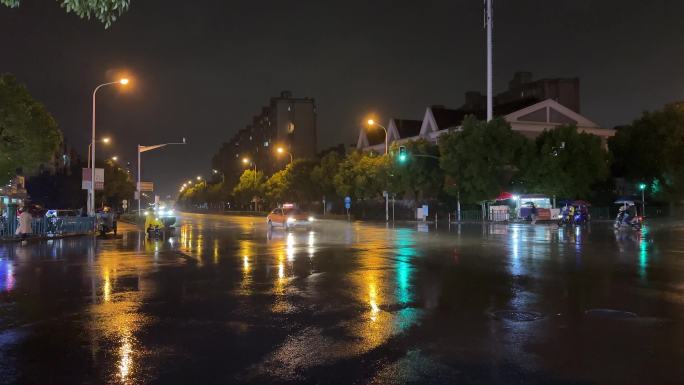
388,139,443,200
311,151,342,200
522,125,608,199
0,74,63,185
26,162,85,210
263,160,320,205
1,0,131,28
96,159,135,209
232,169,266,205
610,102,684,203
333,151,389,200
439,116,528,203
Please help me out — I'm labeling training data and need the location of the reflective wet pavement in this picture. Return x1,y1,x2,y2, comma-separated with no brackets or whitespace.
2,213,684,384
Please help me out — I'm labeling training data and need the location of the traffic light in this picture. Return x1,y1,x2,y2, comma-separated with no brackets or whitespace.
398,146,407,162
639,183,647,191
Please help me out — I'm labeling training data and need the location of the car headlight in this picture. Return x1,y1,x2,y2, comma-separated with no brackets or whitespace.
308,216,315,222
287,217,296,223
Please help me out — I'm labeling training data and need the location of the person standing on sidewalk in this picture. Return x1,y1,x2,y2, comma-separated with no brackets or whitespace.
16,206,32,243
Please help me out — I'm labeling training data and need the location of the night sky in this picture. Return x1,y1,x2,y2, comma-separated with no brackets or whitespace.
2,0,683,198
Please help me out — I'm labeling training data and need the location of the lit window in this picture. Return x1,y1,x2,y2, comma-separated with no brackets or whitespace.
264,141,269,147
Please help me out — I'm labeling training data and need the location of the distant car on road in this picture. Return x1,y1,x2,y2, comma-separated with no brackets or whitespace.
267,204,314,231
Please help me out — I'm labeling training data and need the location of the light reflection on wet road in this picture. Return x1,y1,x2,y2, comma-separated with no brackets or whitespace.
2,213,684,384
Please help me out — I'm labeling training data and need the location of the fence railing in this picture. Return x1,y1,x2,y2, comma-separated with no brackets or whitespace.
1,217,94,239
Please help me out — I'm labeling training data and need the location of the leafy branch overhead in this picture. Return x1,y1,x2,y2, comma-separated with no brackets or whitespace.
1,0,131,28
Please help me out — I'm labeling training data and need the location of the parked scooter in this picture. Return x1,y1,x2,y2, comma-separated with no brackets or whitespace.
96,208,117,236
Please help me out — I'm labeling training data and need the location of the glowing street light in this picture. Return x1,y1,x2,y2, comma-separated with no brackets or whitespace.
87,136,112,170
367,117,389,222
366,118,388,155
639,183,647,217
89,77,129,216
276,147,293,164
242,157,258,211
111,156,118,162
196,175,202,181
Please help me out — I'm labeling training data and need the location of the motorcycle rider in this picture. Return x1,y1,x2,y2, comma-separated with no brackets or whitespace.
624,204,637,224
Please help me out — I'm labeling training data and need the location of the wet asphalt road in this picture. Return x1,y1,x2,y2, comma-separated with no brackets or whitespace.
2,213,684,384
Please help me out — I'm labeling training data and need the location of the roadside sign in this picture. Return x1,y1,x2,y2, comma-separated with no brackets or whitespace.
137,181,154,192
122,199,128,209
134,191,140,200
344,196,351,203
81,168,104,190
345,202,351,209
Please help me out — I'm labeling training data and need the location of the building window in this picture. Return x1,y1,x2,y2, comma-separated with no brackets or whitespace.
287,122,295,134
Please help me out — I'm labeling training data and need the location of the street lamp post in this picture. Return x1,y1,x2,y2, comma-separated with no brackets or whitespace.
276,147,293,164
87,137,111,170
367,119,389,222
639,183,647,217
137,138,186,214
366,119,388,155
242,158,258,211
89,79,127,216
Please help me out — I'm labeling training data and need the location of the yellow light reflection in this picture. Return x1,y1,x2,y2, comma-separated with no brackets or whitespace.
308,231,315,257
118,329,133,382
286,233,295,261
88,249,150,385
243,255,250,272
103,269,112,303
213,239,220,264
369,281,380,321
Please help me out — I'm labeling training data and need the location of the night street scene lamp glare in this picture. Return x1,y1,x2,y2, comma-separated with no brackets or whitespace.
119,78,129,85
111,156,118,161
242,158,250,164
277,147,284,154
639,183,647,190
102,137,111,144
367,119,375,126
196,176,202,181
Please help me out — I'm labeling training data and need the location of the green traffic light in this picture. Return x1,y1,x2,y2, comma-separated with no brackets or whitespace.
399,154,407,162
639,183,646,190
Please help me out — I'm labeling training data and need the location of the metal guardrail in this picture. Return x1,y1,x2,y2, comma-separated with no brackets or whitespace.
0,217,94,239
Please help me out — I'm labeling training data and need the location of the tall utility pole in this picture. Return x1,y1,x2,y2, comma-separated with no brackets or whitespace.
137,138,186,213
485,0,493,122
